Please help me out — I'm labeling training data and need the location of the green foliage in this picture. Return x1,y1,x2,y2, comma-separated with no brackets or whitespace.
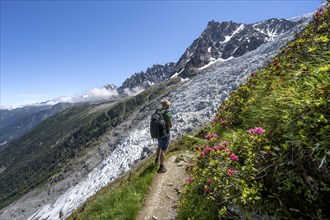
179,4,330,219
169,134,207,153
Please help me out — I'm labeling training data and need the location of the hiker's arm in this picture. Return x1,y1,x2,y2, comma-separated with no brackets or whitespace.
168,113,173,129
168,120,172,129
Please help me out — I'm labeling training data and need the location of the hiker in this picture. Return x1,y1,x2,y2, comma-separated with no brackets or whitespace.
155,99,172,173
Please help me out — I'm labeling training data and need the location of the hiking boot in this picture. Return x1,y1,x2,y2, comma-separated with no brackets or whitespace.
157,165,167,173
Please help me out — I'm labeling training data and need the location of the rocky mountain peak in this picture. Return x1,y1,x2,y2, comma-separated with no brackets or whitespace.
252,18,297,40
117,62,176,95
104,83,118,91
174,17,304,78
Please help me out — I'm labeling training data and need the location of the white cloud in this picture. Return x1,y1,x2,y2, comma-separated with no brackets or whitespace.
85,87,118,99
43,86,119,106
123,86,144,96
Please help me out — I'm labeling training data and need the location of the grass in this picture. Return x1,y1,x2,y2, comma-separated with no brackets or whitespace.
68,160,157,220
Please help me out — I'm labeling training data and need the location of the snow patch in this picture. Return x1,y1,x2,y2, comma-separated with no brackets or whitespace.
289,12,313,22
170,72,180,78
223,24,245,43
198,58,226,70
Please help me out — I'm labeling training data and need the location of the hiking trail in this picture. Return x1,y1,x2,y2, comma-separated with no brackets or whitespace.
137,153,194,220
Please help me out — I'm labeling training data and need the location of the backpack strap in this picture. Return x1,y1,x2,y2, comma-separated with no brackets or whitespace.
156,108,167,115
162,109,170,132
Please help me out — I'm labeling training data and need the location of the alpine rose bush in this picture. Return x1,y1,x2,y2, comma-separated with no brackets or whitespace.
183,128,266,218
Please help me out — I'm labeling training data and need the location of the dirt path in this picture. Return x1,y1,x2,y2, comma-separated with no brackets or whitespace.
137,153,194,220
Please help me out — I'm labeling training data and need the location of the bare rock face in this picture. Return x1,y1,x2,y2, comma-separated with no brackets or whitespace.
117,63,176,95
175,18,302,78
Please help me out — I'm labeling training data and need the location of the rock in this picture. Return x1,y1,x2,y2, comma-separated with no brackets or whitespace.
175,157,181,163
175,187,181,194
166,195,175,201
177,161,185,167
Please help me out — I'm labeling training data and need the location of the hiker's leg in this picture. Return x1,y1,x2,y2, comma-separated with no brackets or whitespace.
160,149,165,165
156,147,160,159
157,149,167,173
155,147,160,164
158,133,170,171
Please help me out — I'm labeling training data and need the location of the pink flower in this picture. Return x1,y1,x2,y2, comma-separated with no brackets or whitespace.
185,177,193,182
255,127,264,134
223,141,229,147
224,148,231,154
205,133,220,140
314,7,325,18
185,163,193,171
204,187,211,193
213,117,219,122
227,169,235,175
200,151,205,157
213,146,219,151
205,147,212,153
221,120,227,126
230,153,239,161
248,127,264,135
207,178,211,185
194,146,200,150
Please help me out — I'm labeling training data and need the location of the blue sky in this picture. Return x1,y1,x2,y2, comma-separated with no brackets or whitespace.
0,0,323,107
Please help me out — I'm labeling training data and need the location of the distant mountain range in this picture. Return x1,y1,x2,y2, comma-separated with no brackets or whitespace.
0,103,73,147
